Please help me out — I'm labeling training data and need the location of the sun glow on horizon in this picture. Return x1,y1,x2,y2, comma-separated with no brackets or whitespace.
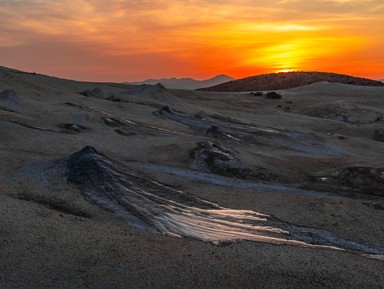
277,69,294,73
0,0,383,81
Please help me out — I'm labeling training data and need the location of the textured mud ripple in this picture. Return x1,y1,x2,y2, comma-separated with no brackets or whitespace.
66,146,384,258
153,106,347,157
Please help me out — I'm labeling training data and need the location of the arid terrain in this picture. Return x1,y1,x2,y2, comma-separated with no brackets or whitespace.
1,66,384,289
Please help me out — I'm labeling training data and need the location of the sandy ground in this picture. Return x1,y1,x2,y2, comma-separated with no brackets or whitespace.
1,66,384,288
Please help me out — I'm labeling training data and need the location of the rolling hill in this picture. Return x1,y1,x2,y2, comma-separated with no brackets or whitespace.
201,71,384,92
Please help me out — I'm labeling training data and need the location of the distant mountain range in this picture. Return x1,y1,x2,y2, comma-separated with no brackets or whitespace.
201,72,384,92
125,74,234,90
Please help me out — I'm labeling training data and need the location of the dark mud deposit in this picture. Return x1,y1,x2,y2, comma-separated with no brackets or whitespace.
16,193,91,218
314,167,384,196
66,146,384,258
79,88,105,98
58,123,88,132
190,141,282,181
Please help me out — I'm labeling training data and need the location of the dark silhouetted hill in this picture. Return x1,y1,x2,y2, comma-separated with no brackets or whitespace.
200,72,384,92
126,74,234,90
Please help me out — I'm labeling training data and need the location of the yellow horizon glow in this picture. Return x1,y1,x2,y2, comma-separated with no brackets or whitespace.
0,0,383,81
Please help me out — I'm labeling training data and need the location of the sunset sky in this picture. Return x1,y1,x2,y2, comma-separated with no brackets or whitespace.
0,0,383,81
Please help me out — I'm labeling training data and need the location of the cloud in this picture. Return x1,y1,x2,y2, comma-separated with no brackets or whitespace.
0,0,383,80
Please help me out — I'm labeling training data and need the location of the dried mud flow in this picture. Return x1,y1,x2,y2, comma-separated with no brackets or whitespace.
66,146,384,258
1,66,384,289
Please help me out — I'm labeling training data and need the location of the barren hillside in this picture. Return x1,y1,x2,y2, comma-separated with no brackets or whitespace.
201,71,384,92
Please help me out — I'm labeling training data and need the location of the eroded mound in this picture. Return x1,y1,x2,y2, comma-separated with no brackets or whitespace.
190,141,245,177
79,88,105,98
121,84,184,108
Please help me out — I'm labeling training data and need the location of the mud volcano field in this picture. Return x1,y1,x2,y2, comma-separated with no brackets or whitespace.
1,66,384,288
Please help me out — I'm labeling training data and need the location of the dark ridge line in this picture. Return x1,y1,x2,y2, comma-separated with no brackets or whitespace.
0,107,17,113
16,193,91,218
8,120,60,132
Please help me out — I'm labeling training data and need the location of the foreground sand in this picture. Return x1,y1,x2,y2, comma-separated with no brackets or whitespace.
1,66,383,288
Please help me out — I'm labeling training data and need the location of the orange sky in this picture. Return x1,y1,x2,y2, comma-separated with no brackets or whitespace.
0,0,384,81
